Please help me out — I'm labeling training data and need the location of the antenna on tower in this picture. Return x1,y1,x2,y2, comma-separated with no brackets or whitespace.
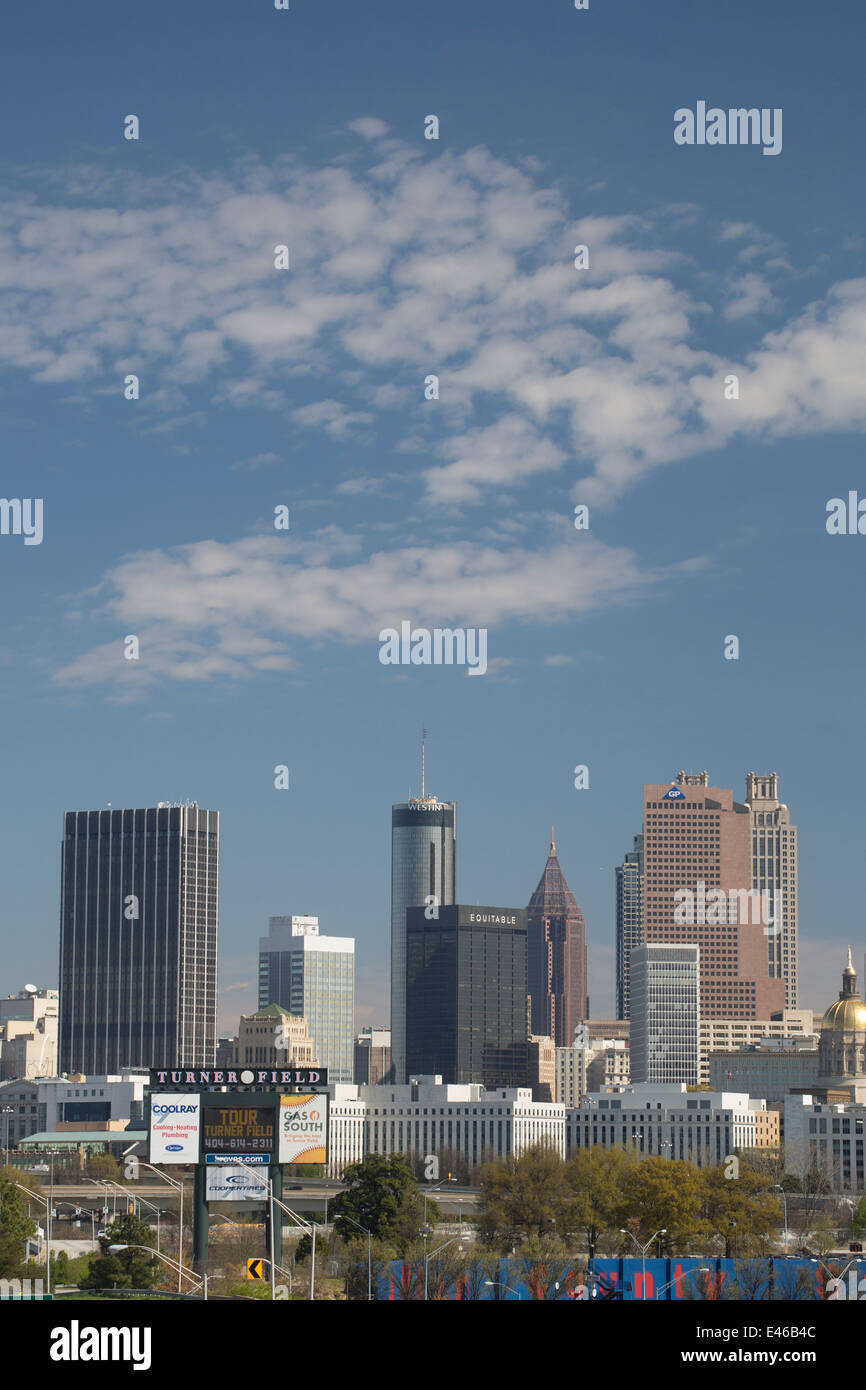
421,725,427,798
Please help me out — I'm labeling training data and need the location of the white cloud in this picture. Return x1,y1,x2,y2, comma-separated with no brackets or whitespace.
53,529,688,688
0,131,862,522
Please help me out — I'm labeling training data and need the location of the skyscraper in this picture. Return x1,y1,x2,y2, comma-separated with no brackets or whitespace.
390,739,456,1083
630,943,700,1085
527,832,587,1046
405,904,528,1088
643,772,785,1020
258,915,355,1083
615,833,644,1020
744,772,798,1009
59,803,219,1074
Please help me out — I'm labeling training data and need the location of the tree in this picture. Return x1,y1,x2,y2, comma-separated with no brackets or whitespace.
565,1147,633,1255
700,1162,782,1257
52,1248,71,1283
87,1153,121,1180
477,1146,571,1250
0,1175,36,1276
621,1157,709,1252
330,1153,438,1254
79,1212,160,1290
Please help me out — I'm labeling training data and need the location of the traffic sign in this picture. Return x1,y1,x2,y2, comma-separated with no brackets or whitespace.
247,1259,264,1280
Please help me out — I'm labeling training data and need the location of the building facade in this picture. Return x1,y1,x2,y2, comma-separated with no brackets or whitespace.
59,803,219,1073
0,1072,149,1149
708,1038,819,1102
354,1027,392,1086
258,916,354,1083
232,1005,317,1069
630,943,700,1085
527,833,588,1046
784,1093,866,1188
391,794,457,1084
643,772,785,1020
0,988,58,1080
699,1009,814,1084
615,833,644,1019
567,1084,777,1168
556,1039,629,1108
744,773,799,1010
406,905,528,1089
324,1076,565,1176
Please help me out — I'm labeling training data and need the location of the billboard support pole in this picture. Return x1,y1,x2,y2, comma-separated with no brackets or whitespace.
193,1162,209,1276
271,1163,283,1269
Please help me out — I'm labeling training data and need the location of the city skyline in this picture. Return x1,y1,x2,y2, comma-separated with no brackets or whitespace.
0,757,855,1040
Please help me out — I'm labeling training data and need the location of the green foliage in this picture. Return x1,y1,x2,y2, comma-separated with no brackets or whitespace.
87,1153,122,1180
79,1211,160,1291
477,1145,571,1249
0,1174,37,1276
565,1147,633,1253
700,1161,782,1256
51,1248,71,1281
852,1195,866,1235
330,1152,437,1255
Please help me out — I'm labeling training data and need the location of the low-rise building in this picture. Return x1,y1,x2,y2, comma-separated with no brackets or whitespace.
708,1037,819,1102
566,1083,776,1168
232,1006,317,1069
699,1010,815,1085
0,988,58,1081
784,1093,866,1187
0,1072,149,1148
556,1039,629,1107
325,1075,565,1177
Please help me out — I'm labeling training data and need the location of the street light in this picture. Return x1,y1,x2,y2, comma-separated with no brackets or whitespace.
810,1255,859,1298
424,1232,468,1301
655,1267,709,1300
620,1228,666,1300
122,1154,185,1295
103,1180,162,1252
14,1181,51,1295
339,1213,373,1301
0,1105,13,1164
484,1279,521,1300
232,1157,318,1302
108,1244,205,1298
773,1185,790,1248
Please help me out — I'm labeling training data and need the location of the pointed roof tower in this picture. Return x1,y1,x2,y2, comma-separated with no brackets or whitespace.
528,833,581,919
527,831,588,1045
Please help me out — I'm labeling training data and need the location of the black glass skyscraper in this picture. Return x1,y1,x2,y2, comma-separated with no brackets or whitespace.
59,803,219,1073
406,904,527,1088
390,794,456,1084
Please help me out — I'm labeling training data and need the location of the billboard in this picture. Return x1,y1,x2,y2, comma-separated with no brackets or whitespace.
149,1093,201,1163
205,1165,269,1203
201,1103,277,1159
278,1093,328,1164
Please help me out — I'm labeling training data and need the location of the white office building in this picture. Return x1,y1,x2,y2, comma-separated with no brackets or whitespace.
631,944,700,1085
259,916,355,1083
325,1076,565,1177
566,1083,775,1169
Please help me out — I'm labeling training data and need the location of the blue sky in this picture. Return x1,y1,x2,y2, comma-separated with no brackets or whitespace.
1,0,864,1032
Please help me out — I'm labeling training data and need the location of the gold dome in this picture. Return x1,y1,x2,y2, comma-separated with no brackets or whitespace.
821,997,866,1032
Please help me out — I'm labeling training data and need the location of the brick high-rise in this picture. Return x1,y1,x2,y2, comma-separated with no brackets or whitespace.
527,832,588,1046
642,772,784,1020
